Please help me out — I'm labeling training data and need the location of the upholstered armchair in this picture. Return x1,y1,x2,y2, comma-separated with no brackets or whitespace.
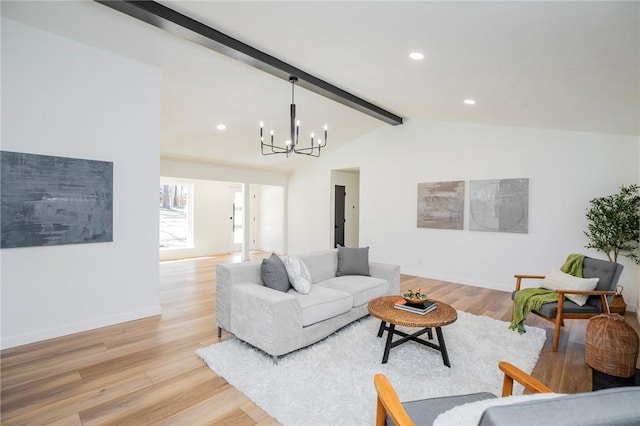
513,256,623,352
374,361,552,426
374,361,640,426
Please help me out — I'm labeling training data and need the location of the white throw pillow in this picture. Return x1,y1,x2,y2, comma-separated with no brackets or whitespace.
433,392,563,426
541,267,599,306
284,256,312,294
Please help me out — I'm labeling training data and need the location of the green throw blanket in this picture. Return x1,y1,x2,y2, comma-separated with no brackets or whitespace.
510,254,584,334
509,287,559,334
560,253,584,278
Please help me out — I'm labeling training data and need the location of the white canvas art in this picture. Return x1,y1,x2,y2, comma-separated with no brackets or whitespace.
469,178,529,233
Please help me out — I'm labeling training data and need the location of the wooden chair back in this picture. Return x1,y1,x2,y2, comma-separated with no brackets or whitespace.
374,374,415,426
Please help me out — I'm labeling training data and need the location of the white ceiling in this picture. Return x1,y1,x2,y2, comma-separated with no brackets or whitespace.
3,1,639,173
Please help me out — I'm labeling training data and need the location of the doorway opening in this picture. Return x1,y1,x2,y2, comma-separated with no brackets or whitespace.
334,185,345,247
330,169,360,248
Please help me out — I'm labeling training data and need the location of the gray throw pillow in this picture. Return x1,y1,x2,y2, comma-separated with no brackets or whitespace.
336,246,370,276
261,253,291,292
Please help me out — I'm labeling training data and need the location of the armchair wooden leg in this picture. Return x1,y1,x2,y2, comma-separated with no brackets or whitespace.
552,297,564,352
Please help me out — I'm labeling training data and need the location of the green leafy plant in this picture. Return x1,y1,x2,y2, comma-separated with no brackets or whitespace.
584,184,640,264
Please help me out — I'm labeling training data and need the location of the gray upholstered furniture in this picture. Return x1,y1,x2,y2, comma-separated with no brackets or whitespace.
375,361,640,426
473,387,640,426
514,256,623,351
216,249,400,361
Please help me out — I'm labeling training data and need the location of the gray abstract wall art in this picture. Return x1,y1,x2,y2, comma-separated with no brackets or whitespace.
469,178,529,234
1,151,113,248
417,181,465,230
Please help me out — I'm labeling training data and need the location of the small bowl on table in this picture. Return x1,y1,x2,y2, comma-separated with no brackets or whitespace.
402,292,428,306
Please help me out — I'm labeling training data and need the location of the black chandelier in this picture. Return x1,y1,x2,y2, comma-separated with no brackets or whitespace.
260,76,328,157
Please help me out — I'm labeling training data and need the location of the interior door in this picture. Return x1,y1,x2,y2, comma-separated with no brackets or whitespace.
334,185,346,247
229,187,243,252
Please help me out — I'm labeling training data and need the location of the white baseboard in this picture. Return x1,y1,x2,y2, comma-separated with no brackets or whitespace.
401,268,511,292
0,306,162,350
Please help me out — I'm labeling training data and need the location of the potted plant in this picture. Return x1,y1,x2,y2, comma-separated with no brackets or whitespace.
584,184,640,265
584,184,639,315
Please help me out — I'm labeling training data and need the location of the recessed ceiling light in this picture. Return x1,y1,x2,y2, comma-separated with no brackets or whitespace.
216,124,226,130
409,52,424,61
463,99,476,105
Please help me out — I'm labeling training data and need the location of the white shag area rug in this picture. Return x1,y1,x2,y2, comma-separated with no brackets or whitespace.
196,311,546,426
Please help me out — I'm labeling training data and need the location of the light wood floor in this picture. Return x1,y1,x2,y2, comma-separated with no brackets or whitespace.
2,252,639,425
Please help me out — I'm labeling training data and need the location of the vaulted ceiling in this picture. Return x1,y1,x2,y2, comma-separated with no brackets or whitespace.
3,1,639,173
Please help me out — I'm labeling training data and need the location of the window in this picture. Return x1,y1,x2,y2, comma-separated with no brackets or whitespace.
159,183,193,249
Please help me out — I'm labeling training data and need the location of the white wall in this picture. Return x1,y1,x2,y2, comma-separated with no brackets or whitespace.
288,119,640,310
256,184,285,254
1,19,162,348
161,157,288,187
288,162,332,254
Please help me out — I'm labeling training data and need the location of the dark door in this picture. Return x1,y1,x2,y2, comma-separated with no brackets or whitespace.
334,185,346,247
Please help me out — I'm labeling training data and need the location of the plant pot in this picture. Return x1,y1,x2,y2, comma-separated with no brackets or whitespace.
609,285,626,316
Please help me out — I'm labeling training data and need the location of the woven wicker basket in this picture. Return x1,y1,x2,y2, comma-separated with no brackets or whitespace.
585,314,639,378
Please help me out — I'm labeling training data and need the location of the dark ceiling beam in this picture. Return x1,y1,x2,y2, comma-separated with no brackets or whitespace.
95,0,403,126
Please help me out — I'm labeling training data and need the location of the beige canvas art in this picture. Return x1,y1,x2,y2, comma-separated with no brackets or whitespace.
417,181,465,230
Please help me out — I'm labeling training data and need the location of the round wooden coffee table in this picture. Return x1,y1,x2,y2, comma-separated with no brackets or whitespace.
368,295,458,367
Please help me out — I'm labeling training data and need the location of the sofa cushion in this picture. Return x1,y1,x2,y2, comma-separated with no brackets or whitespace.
478,387,640,426
336,246,370,276
261,253,290,293
297,250,339,283
284,256,312,294
288,286,352,327
583,256,622,292
542,267,599,306
583,257,624,310
387,392,496,426
534,299,600,316
318,276,388,307
433,392,562,426
396,392,496,426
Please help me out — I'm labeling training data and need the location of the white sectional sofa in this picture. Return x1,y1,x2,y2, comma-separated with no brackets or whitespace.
215,249,400,362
